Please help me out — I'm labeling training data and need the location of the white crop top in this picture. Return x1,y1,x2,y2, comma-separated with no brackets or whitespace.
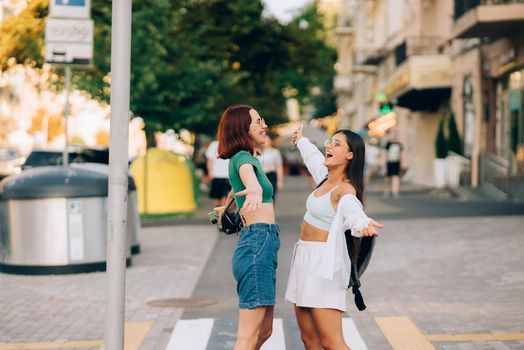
303,186,337,231
297,137,373,285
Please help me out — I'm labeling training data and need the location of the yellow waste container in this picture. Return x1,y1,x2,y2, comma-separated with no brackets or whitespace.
130,148,198,215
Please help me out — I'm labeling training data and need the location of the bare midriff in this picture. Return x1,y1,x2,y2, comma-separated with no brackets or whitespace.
240,203,276,225
300,220,328,242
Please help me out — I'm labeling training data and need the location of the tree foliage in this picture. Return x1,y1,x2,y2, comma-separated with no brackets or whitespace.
0,0,336,135
0,0,47,69
284,2,337,118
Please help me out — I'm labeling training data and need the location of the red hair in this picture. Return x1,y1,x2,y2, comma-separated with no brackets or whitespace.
217,105,257,159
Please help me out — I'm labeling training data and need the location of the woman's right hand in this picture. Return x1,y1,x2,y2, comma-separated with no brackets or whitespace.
291,124,304,147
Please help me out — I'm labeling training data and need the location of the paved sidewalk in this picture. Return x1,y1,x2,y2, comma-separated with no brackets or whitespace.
0,225,218,350
362,215,524,350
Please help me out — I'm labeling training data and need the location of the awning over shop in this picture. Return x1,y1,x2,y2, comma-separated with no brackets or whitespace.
396,87,451,111
385,55,452,111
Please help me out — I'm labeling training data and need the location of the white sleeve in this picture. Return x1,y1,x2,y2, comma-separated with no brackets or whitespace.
275,149,283,166
339,195,371,238
296,137,328,184
205,141,217,159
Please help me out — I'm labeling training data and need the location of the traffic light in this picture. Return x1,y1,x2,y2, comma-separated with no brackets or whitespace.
379,101,393,115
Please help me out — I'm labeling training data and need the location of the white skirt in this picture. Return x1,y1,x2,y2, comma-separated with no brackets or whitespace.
285,240,347,312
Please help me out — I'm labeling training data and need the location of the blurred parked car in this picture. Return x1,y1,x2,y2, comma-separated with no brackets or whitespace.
0,147,25,180
21,147,109,170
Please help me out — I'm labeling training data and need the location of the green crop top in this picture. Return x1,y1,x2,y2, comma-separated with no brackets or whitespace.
229,150,273,209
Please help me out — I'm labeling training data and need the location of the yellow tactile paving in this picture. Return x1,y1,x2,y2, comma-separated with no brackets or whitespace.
375,316,436,350
0,340,103,349
376,316,524,348
0,321,153,350
427,333,524,342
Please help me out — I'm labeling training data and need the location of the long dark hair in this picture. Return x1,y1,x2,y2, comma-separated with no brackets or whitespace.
335,129,366,205
323,130,366,270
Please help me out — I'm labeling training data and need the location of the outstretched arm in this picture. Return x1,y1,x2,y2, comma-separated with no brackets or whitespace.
340,195,383,237
235,163,262,212
295,137,328,184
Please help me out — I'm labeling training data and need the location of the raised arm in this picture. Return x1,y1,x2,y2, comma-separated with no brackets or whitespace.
296,137,328,184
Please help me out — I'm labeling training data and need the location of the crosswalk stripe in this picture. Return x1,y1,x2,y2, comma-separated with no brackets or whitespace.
168,317,366,349
343,318,368,350
261,319,286,350
166,318,214,350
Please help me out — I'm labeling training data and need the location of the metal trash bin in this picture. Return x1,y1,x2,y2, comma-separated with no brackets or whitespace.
70,163,141,255
0,165,136,275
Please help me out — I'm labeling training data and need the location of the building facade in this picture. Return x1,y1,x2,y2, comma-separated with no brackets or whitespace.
334,0,524,199
451,0,524,198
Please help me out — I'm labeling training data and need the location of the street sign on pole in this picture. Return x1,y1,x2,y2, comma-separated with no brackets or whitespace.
45,0,93,167
45,18,93,66
49,0,91,19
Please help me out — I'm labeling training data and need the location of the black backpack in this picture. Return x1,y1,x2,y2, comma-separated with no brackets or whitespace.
345,230,375,311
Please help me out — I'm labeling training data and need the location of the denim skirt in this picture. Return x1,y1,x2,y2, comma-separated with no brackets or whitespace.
232,223,280,309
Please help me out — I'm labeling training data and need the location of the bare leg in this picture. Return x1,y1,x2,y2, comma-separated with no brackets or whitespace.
391,175,400,197
383,176,391,197
310,308,349,350
235,306,272,350
255,306,274,349
295,306,323,350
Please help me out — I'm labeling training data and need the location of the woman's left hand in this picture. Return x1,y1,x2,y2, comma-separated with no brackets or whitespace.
361,219,384,237
236,188,262,212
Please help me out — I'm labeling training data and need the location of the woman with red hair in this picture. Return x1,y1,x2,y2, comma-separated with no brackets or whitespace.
217,105,280,350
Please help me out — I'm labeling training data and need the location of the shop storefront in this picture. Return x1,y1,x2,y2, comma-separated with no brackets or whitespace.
480,33,524,199
384,55,452,186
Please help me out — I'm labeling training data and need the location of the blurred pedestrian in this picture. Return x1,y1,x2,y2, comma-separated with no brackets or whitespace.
288,127,383,350
381,130,403,198
216,105,280,350
205,139,231,207
258,134,283,202
128,117,147,162
365,137,381,180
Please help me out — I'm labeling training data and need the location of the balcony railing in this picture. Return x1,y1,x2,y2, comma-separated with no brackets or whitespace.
355,47,387,66
394,36,443,66
454,0,524,20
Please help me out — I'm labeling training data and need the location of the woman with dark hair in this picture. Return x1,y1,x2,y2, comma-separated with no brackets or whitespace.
286,128,383,349
216,105,280,350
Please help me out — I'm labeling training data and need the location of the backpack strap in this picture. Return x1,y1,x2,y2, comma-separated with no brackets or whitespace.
351,262,366,311
346,231,376,311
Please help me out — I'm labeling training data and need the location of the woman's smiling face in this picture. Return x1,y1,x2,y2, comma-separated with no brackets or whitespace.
323,133,353,168
249,109,267,146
